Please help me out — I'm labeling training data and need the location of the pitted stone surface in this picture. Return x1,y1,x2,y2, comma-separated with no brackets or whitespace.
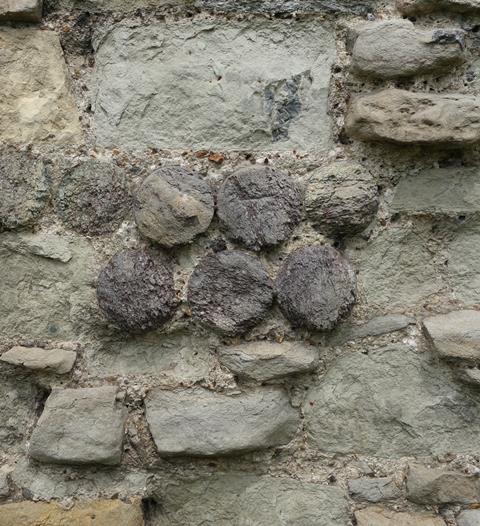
397,0,480,15
145,386,298,456
217,166,303,250
352,20,465,79
346,89,480,146
29,386,126,465
93,19,335,152
355,506,445,526
56,160,131,236
348,477,401,502
187,250,274,335
0,0,42,22
96,249,177,332
134,166,214,247
305,161,378,237
0,28,82,144
276,245,356,331
0,346,76,374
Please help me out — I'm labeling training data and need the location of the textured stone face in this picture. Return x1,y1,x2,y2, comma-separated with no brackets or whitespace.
331,314,414,344
187,250,274,335
0,28,82,144
348,477,401,503
397,0,480,15
93,19,335,152
304,346,480,456
355,506,446,526
0,0,42,22
219,341,319,381
0,346,76,374
56,160,131,236
134,166,214,247
346,89,480,146
0,151,49,231
276,245,356,331
457,510,480,526
352,20,465,79
29,386,126,465
196,0,376,13
96,249,177,332
217,166,303,250
305,161,378,237
145,386,298,456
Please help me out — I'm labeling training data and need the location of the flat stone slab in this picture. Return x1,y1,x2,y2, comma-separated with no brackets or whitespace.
145,386,298,456
330,314,414,344
0,346,76,374
355,506,445,526
0,28,82,145
346,89,480,146
0,0,42,22
29,386,126,465
397,0,480,15
93,19,335,152
348,477,401,502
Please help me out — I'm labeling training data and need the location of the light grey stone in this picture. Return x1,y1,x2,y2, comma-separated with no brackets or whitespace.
457,367,480,386
397,0,480,15
407,464,480,505
0,346,76,374
145,386,298,456
93,19,335,152
457,510,480,526
1,232,72,263
0,468,9,498
423,310,480,361
304,345,480,456
346,89,480,146
348,477,401,502
218,341,319,382
355,506,446,526
0,0,42,22
29,386,126,466
352,20,465,79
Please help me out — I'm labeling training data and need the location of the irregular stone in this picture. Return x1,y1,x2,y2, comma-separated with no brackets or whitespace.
155,473,349,526
0,499,144,526
407,464,480,504
187,250,274,336
276,245,356,331
457,367,480,385
305,161,378,237
196,0,376,14
352,20,465,79
0,346,76,374
93,19,335,152
145,386,298,456
56,160,131,236
53,0,187,9
0,0,42,22
355,506,445,526
304,345,480,456
1,232,72,263
0,28,82,144
457,510,480,526
134,166,214,247
96,249,177,332
331,314,415,344
423,310,480,361
346,89,480,146
29,386,126,465
218,341,318,381
397,0,480,15
0,151,49,231
348,477,401,502
217,165,303,250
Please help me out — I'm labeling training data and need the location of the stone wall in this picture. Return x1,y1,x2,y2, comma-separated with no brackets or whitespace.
2,0,480,525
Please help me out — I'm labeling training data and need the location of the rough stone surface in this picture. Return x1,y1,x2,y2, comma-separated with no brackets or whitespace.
1,232,72,263
196,0,376,13
355,506,446,526
0,346,76,374
423,310,480,361
134,166,214,248
93,19,335,152
348,477,401,502
397,0,480,15
29,386,126,466
155,474,349,525
218,341,319,381
304,345,480,456
352,20,465,79
56,160,131,236
0,151,49,231
217,165,303,250
145,386,298,456
457,367,480,385
0,499,144,526
0,0,42,22
96,249,177,332
457,510,480,526
346,89,480,146
276,245,356,331
0,469,9,498
0,28,82,144
407,464,480,504
187,250,274,335
305,161,378,237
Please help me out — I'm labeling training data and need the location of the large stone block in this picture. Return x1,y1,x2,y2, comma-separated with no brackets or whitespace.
397,0,480,15
346,89,480,146
93,19,335,152
145,386,298,456
0,28,82,145
0,0,42,22
303,346,480,456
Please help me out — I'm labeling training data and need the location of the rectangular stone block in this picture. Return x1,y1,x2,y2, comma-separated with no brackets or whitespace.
93,19,335,152
0,0,42,22
355,506,445,526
